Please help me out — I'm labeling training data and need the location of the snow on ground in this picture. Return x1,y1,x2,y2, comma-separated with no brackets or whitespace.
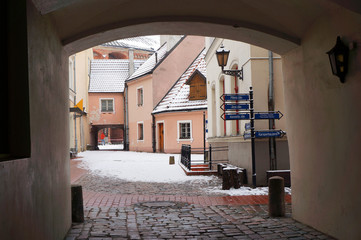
77,150,291,195
77,150,214,183
98,144,124,150
207,186,292,196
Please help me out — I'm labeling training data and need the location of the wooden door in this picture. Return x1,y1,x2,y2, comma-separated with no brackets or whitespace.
158,123,164,152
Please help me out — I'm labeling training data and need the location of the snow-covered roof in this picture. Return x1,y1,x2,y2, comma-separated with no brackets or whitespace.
89,59,145,92
102,36,160,52
152,49,207,114
126,43,169,81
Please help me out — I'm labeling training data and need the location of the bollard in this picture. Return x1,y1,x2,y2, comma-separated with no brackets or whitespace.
268,176,285,217
169,156,175,165
71,184,84,223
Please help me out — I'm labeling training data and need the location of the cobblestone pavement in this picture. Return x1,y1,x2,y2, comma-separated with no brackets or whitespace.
65,160,334,240
65,202,334,240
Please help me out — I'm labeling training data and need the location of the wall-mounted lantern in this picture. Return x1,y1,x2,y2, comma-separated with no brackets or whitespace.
216,44,243,80
326,36,349,83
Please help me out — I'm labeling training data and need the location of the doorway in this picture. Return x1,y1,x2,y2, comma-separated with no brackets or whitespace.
158,122,164,152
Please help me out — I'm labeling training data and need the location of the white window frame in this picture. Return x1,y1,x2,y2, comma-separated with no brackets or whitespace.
137,86,144,107
69,56,75,92
100,98,114,113
177,120,193,142
137,121,144,142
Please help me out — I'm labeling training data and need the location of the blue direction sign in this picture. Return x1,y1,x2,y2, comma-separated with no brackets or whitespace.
244,131,251,139
244,130,285,139
222,94,249,101
223,113,250,120
254,111,283,120
222,103,249,111
245,122,251,130
255,130,285,138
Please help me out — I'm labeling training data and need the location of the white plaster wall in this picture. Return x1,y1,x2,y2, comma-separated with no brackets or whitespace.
282,7,361,240
0,2,71,239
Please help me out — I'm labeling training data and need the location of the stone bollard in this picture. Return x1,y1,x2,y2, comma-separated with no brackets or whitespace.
169,156,175,165
71,184,84,223
222,168,231,190
268,176,285,217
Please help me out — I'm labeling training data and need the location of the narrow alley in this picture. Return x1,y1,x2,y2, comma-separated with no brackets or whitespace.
65,151,333,240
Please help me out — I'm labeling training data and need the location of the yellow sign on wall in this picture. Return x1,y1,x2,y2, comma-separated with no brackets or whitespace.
75,99,83,111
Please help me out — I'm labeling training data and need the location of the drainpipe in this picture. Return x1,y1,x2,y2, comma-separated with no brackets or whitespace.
268,51,277,170
152,114,156,153
73,55,78,153
124,84,129,151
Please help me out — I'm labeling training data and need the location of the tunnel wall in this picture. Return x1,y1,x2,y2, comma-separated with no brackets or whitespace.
282,7,361,240
0,1,71,239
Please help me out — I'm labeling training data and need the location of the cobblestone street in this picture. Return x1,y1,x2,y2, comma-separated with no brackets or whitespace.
65,154,334,239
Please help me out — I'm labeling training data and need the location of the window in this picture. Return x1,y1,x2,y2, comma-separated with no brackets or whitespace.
137,87,143,106
138,122,144,141
101,99,114,112
178,120,192,141
69,56,75,91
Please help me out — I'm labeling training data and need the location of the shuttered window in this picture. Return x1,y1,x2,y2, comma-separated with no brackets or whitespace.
187,71,207,100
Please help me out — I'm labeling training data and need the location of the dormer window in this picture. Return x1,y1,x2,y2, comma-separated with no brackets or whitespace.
186,70,207,101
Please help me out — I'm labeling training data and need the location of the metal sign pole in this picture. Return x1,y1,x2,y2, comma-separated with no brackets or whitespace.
249,87,256,188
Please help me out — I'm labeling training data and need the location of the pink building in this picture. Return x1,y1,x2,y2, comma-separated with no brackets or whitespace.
152,49,208,153
88,59,145,148
125,36,205,152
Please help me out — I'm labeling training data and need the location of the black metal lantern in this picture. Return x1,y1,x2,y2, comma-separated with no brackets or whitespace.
327,36,349,83
216,44,243,80
216,44,230,70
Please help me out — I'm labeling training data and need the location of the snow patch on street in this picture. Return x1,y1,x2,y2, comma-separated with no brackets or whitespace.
207,186,291,196
77,151,215,183
77,151,291,195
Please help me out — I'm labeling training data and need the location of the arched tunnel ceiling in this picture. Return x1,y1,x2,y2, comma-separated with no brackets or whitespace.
32,0,361,55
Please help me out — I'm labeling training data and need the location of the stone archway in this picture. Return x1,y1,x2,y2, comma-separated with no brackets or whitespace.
2,1,361,239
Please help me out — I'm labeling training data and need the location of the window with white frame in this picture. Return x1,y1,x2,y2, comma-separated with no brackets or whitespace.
137,87,143,106
138,122,144,140
101,99,114,112
178,120,192,140
69,56,75,91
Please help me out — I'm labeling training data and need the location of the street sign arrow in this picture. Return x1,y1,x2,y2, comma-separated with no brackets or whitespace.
223,113,250,120
243,131,251,140
254,111,283,120
243,130,286,140
221,103,249,111
221,93,249,101
255,130,285,138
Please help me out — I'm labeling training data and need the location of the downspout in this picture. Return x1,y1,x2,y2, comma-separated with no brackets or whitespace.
124,83,129,151
73,55,78,153
152,114,156,153
268,51,277,170
124,49,135,151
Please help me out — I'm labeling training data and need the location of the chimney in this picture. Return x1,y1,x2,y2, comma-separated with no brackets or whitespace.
128,48,135,76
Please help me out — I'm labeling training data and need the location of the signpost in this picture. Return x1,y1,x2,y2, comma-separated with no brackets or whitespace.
220,87,285,188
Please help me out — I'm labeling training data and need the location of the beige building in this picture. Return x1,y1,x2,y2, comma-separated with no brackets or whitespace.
69,49,93,154
205,38,289,186
125,36,205,152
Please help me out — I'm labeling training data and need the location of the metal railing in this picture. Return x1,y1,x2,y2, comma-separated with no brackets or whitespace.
180,144,229,171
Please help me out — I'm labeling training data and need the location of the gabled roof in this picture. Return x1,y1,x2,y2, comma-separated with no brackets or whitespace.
101,36,160,52
89,59,145,93
126,43,169,82
152,49,207,114
126,36,185,82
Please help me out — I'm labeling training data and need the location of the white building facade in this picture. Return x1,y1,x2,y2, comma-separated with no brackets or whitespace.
205,38,290,186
